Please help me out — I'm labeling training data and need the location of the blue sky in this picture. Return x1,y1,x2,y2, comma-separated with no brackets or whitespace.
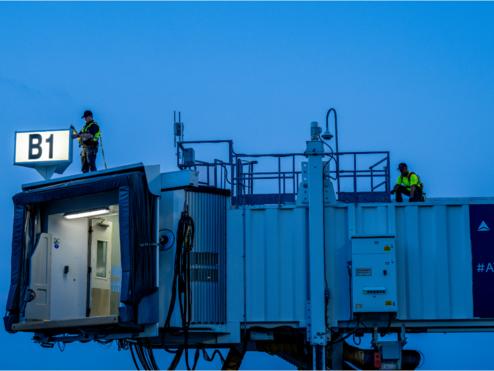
1,1,494,369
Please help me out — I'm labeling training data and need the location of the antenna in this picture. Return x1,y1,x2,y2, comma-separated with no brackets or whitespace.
173,111,184,147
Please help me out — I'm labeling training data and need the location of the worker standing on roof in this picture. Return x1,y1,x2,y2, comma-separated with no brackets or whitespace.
72,110,101,173
391,162,425,202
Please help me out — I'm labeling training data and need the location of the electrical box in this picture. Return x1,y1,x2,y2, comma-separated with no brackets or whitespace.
351,236,397,313
183,148,195,167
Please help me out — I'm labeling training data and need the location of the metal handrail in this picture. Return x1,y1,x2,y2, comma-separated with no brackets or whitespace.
176,140,390,205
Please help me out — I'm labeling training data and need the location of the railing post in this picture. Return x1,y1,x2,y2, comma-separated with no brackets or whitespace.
278,157,281,205
249,162,254,195
235,158,243,204
214,161,218,188
386,152,391,194
370,167,374,191
292,155,296,198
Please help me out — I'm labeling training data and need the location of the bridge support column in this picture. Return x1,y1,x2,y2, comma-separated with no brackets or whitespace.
305,122,328,368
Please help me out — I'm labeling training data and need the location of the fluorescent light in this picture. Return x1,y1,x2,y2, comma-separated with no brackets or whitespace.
64,208,110,220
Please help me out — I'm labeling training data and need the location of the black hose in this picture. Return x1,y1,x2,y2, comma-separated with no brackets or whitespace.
164,204,195,329
136,343,151,370
184,348,200,370
129,344,140,370
163,203,195,370
330,319,361,345
202,349,226,364
146,346,159,370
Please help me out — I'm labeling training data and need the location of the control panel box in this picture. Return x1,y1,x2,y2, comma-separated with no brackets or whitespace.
351,236,397,313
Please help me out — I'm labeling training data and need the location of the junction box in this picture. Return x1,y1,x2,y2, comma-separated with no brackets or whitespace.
351,236,398,314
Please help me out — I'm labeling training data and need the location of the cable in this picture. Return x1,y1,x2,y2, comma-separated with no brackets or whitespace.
184,348,200,370
135,344,148,370
417,350,425,369
320,136,337,169
163,346,180,354
129,344,141,370
163,202,196,370
99,133,108,170
378,313,394,337
128,342,157,371
202,348,226,364
57,341,65,352
330,320,361,345
164,203,195,329
352,331,362,346
147,346,159,370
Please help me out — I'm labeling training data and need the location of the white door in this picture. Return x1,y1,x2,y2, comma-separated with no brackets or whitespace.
48,215,88,320
25,233,51,321
89,219,113,317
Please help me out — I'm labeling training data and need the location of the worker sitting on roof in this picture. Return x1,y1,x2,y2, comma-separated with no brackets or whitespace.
72,110,101,173
391,162,425,202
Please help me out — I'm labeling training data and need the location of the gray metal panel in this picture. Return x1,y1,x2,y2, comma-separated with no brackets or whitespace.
228,206,308,325
225,198,494,331
394,204,472,320
186,190,227,324
325,205,352,326
326,202,477,325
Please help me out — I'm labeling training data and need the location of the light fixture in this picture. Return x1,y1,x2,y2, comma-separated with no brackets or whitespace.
64,208,110,220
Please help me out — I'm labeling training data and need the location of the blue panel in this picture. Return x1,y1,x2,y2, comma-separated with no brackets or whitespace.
3,204,26,332
138,291,159,325
470,204,494,318
119,186,131,304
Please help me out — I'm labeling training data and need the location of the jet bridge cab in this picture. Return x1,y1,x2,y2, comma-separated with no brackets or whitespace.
4,164,159,337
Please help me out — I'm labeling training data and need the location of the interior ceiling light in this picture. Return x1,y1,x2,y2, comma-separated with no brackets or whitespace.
64,208,110,220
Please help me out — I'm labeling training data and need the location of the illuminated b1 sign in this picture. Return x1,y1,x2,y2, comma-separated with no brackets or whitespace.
15,129,73,179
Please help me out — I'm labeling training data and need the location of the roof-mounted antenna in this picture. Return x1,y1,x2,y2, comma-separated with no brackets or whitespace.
173,110,184,147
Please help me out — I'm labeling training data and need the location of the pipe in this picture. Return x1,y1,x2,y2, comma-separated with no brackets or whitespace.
326,108,340,194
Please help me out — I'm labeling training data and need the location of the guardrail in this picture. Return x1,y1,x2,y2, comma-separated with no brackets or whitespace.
176,141,390,205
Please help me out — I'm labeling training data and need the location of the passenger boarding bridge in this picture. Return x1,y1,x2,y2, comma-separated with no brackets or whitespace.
5,109,494,370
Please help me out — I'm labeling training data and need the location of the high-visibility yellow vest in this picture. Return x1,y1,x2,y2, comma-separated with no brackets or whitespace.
396,172,423,191
79,121,101,145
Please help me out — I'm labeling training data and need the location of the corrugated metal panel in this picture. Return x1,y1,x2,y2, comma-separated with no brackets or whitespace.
186,191,227,324
326,202,476,325
325,205,352,326
394,204,472,320
226,199,494,330
228,206,308,325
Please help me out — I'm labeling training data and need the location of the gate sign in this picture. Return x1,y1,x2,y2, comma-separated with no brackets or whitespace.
14,129,73,179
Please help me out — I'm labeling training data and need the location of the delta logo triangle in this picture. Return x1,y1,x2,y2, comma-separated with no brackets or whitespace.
478,220,490,232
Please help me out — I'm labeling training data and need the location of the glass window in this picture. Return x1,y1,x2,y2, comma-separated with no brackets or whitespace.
96,240,108,278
